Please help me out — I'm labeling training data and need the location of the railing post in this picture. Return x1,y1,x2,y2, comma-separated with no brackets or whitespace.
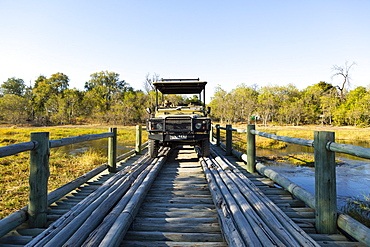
108,127,117,173
29,132,50,228
314,131,337,234
209,124,213,142
216,124,220,146
226,125,232,156
135,125,142,154
247,125,256,173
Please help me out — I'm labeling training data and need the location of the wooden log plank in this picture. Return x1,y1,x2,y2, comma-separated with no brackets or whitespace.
123,231,224,242
82,149,170,247
211,147,320,247
0,141,37,158
49,132,113,148
120,241,227,247
210,157,290,246
147,191,211,196
130,222,221,233
139,202,216,209
0,208,28,238
337,214,370,246
308,234,349,241
203,158,262,246
25,154,151,246
134,217,219,224
143,197,214,204
0,235,32,244
64,156,162,246
136,212,217,219
315,241,367,247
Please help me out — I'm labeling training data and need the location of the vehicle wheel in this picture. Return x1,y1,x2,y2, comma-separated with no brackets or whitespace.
149,139,159,158
201,139,210,157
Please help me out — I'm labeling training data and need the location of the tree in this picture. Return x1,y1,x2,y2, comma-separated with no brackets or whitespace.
257,85,298,126
0,77,26,96
84,71,131,111
229,84,258,124
332,61,357,100
209,85,229,123
0,94,29,124
143,73,159,94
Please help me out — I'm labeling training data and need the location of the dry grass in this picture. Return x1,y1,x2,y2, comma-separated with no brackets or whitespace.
0,125,146,219
341,194,370,227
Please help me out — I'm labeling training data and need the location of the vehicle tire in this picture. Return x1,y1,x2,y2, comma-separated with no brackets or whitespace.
201,139,210,157
149,139,159,158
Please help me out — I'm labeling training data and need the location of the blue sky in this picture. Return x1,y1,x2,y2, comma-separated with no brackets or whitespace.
1,0,369,101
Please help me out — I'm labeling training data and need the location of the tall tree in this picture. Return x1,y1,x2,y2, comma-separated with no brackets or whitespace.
332,61,356,100
84,71,131,111
31,73,70,124
0,77,26,96
143,73,159,93
229,84,258,124
0,94,29,123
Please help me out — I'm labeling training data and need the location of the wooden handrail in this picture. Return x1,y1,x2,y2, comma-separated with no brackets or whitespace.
212,124,370,244
0,126,144,232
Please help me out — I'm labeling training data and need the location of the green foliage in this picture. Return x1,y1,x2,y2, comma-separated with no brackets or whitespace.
0,77,26,96
210,81,370,127
2,71,370,127
0,94,29,124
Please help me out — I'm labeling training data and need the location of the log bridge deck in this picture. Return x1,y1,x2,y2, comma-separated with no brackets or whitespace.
0,145,366,247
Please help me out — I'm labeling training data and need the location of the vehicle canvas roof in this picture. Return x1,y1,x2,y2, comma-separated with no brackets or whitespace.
153,79,207,94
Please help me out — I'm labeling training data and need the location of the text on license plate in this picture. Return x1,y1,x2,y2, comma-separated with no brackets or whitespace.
170,135,187,140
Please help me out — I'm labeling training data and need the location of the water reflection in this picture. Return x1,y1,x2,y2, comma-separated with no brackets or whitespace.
56,139,133,156
258,141,370,208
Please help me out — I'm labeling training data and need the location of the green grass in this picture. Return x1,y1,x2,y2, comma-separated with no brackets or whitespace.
0,125,146,219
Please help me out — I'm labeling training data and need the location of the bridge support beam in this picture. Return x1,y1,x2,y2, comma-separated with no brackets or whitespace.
247,125,256,173
29,132,50,228
135,125,142,154
314,131,337,234
108,127,117,173
215,124,220,146
226,125,232,156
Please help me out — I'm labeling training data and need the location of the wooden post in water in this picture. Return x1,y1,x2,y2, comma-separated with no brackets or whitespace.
29,132,50,228
314,131,337,234
247,125,256,173
216,124,220,146
135,125,142,154
108,127,117,173
226,125,232,156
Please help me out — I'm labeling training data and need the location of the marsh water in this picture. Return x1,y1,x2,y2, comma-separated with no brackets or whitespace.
59,138,369,209
258,140,370,209
55,139,133,157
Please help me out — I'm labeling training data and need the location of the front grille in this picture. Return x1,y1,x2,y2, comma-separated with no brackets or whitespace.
165,118,192,132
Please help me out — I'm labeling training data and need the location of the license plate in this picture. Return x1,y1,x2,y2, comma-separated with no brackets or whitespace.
170,135,187,140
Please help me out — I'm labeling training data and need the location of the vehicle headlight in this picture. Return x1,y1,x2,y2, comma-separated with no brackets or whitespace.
156,123,163,130
195,122,202,129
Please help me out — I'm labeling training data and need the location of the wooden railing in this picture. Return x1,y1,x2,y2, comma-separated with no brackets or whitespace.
212,124,370,246
0,126,146,237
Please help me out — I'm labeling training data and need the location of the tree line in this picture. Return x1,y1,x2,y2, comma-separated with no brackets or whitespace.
1,63,368,127
0,71,153,125
209,81,370,127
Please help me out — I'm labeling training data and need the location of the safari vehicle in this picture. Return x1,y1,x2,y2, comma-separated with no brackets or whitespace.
146,78,211,158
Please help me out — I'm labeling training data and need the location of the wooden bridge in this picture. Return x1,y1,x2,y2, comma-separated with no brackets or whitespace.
0,126,369,246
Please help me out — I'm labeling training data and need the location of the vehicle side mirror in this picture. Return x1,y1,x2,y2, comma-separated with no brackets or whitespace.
207,107,211,114
146,107,152,114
